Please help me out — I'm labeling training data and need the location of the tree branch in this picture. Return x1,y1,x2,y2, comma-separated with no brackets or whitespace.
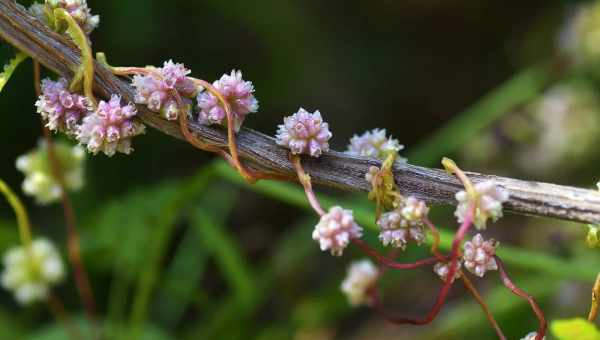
2,0,600,224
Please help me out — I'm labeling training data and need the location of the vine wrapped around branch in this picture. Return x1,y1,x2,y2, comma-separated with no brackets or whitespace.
1,0,600,225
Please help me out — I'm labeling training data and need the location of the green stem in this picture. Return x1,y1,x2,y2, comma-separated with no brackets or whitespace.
0,180,32,248
53,8,95,106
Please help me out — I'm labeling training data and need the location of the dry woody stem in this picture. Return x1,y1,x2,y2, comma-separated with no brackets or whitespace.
1,1,600,225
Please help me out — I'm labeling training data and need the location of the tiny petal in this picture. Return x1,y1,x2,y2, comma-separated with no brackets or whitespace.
376,197,428,249
15,140,86,205
341,260,379,306
276,108,332,157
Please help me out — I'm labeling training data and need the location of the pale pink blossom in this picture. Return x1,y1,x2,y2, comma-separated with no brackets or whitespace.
276,108,332,157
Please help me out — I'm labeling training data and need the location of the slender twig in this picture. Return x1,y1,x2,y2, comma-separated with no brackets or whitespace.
460,274,506,340
33,60,97,334
290,154,325,216
351,238,444,270
495,256,546,340
0,1,599,224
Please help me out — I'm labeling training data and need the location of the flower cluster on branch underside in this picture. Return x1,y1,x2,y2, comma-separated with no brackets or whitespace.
455,180,509,230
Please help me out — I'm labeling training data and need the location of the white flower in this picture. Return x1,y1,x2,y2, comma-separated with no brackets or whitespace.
521,332,545,340
433,261,462,283
463,234,498,277
1,239,65,305
16,140,85,205
341,259,379,306
376,198,428,250
312,206,363,256
346,128,404,160
455,180,509,230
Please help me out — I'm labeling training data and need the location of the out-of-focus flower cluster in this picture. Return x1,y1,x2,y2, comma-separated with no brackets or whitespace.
29,0,100,35
1,239,65,305
560,0,600,67
16,140,85,205
341,259,379,306
455,180,509,230
521,332,545,340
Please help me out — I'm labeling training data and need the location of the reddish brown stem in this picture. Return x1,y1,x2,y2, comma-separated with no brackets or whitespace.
370,205,475,325
290,154,325,216
460,273,506,340
423,217,445,260
34,61,98,334
588,272,600,322
494,255,546,340
351,238,444,269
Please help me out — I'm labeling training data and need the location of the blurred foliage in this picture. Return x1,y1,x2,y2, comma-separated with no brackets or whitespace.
1,0,600,339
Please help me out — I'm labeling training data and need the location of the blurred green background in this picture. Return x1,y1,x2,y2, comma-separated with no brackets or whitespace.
2,0,600,339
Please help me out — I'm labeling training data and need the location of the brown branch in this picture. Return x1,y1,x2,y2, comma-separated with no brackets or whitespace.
1,0,600,224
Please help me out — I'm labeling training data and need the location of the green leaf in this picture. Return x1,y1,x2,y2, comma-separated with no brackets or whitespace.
0,52,28,93
551,318,600,340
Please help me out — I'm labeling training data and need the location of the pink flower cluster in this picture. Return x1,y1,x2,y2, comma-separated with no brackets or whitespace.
132,60,197,121
462,233,498,277
312,206,363,256
77,95,145,156
275,108,333,157
35,78,90,135
197,70,259,132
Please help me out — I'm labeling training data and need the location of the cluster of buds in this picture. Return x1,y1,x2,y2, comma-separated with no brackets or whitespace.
376,197,428,249
341,259,379,306
29,0,100,35
433,233,499,281
15,140,85,205
198,70,259,132
35,78,91,136
346,128,404,160
36,79,145,157
77,95,145,156
455,180,509,230
131,60,197,121
1,239,65,305
312,206,363,256
276,108,332,157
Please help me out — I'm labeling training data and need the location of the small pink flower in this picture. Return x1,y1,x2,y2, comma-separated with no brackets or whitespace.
433,261,462,283
276,108,332,157
312,206,363,256
77,95,145,156
377,202,427,250
197,70,259,132
35,78,91,135
31,0,100,34
131,60,197,121
463,234,498,277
